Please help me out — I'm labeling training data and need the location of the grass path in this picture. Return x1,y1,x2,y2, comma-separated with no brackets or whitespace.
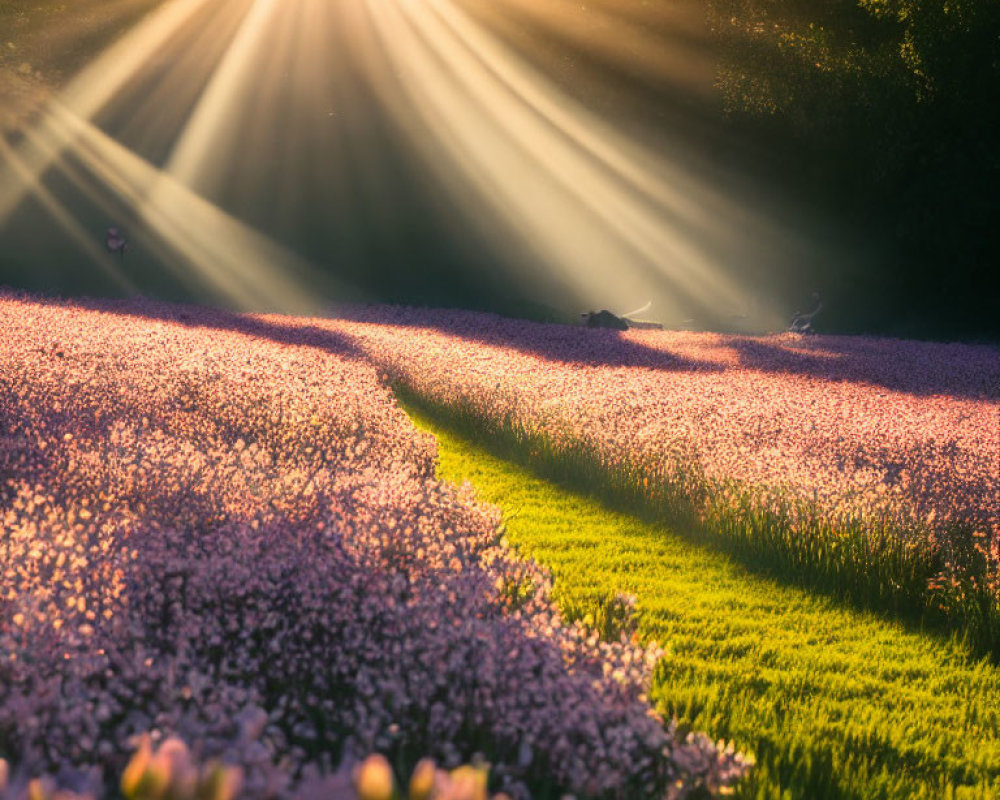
401,400,1000,800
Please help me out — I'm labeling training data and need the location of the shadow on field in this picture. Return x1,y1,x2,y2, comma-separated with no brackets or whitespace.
10,291,998,403
342,308,1000,401
7,290,370,364
721,335,1000,401
340,307,727,373
399,389,981,666
10,289,721,376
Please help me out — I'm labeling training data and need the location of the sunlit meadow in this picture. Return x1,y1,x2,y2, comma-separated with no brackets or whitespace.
406,399,1000,800
305,305,1000,651
1,0,997,796
2,287,998,799
0,291,748,800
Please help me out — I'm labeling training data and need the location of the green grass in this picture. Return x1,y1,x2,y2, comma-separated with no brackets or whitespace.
384,381,999,662
401,399,1000,800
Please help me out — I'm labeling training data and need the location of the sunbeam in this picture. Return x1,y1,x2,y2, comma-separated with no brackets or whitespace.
0,0,217,221
17,99,348,313
1,0,833,328
357,0,806,325
459,0,718,103
0,137,137,293
166,0,287,193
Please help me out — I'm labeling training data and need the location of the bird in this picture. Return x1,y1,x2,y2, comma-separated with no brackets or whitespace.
788,292,822,334
106,226,127,260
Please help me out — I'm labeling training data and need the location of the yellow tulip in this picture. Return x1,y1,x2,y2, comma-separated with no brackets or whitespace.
356,754,396,800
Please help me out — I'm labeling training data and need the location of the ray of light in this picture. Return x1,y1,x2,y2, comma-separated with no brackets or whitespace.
95,0,259,165
28,100,345,314
162,0,396,220
166,0,286,192
0,137,138,293
358,0,802,325
459,0,717,102
0,0,217,223
1,0,825,328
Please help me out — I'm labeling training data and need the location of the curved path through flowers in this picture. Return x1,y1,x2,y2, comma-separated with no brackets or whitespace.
403,400,1000,800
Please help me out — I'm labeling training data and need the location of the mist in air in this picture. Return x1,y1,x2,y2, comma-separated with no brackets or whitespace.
0,0,907,332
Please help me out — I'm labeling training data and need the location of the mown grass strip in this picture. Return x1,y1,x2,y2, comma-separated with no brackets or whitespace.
388,381,999,662
401,398,1000,800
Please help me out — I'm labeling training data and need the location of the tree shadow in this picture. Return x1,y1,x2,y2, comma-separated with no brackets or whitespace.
6,289,724,375
720,333,1000,401
4,290,370,364
9,290,996,401
335,305,726,373
333,307,1000,401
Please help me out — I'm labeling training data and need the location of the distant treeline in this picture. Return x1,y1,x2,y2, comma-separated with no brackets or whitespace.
708,0,1000,340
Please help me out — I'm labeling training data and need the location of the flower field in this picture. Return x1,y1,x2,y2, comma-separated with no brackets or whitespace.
409,399,1000,800
0,291,749,799
312,305,1000,650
